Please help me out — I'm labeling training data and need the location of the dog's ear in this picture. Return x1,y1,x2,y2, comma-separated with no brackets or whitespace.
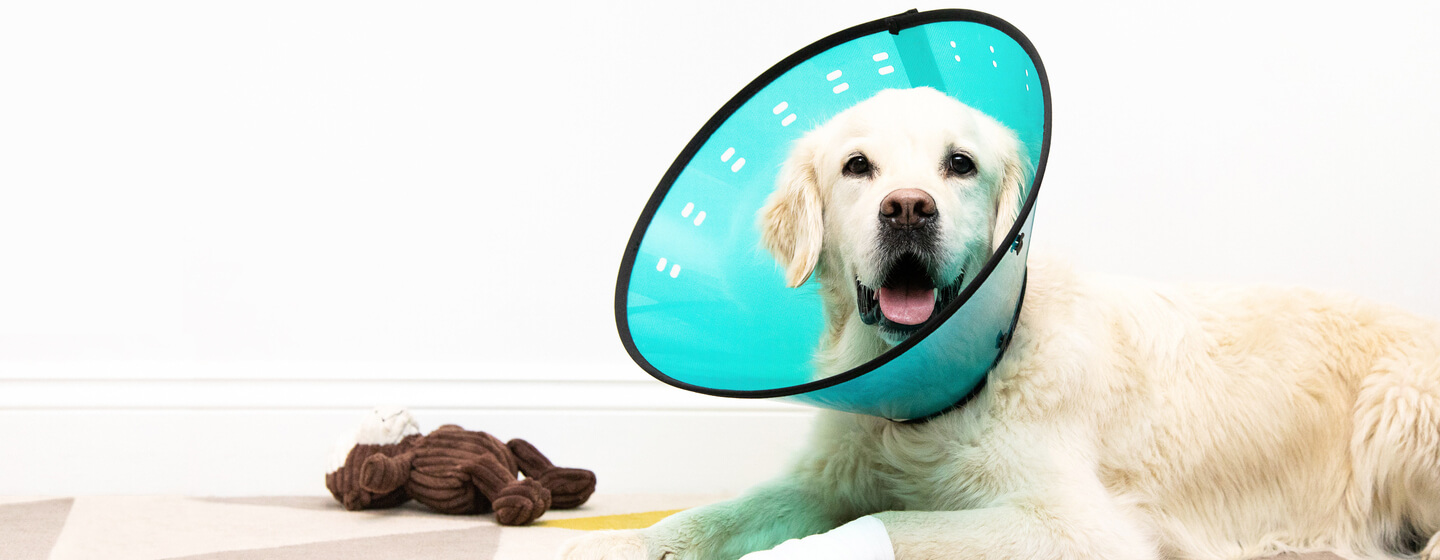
758,141,824,288
991,129,1033,250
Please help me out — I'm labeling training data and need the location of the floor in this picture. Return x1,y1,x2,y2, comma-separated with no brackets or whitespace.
0,494,1347,559
0,493,725,560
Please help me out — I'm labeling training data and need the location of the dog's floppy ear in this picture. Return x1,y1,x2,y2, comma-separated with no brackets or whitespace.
758,141,824,288
991,128,1033,249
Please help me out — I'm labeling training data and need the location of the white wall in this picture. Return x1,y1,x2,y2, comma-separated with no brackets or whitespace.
1,1,1437,496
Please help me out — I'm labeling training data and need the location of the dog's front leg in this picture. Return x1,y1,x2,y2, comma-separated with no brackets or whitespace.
872,498,1156,560
741,466,1157,560
560,475,865,560
738,497,1156,560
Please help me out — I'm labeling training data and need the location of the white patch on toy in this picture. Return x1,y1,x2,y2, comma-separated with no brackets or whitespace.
326,405,421,472
356,405,421,444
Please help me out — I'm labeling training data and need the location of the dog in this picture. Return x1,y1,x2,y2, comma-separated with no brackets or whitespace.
564,87,1440,559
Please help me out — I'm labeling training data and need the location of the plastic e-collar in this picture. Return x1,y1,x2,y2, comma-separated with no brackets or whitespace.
615,9,1049,421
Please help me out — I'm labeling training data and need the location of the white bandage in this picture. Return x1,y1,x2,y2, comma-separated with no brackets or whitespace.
738,515,894,560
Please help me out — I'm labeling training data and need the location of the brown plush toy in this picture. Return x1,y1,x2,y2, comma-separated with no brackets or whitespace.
325,407,596,525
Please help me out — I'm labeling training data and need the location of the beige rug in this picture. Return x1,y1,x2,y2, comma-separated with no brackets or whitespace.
0,494,1345,559
0,494,723,560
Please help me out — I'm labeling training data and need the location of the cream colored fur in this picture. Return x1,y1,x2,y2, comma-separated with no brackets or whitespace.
563,89,1440,559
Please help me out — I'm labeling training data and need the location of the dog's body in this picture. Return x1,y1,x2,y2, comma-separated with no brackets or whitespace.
565,89,1440,559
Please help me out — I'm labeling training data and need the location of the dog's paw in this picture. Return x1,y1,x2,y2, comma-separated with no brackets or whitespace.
558,530,653,560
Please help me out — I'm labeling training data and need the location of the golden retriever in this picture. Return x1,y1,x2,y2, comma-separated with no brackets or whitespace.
564,87,1440,560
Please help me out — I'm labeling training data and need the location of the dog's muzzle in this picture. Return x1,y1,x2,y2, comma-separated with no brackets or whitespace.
858,187,964,336
856,257,965,335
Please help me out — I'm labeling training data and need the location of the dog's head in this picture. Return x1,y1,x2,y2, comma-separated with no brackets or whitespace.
759,87,1031,348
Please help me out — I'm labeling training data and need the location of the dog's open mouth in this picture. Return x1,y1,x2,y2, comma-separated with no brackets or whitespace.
856,254,964,336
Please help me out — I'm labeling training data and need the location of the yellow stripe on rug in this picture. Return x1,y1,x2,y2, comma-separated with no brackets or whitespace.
534,510,685,531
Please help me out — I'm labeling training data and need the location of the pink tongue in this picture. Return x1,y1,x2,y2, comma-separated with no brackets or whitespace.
878,285,934,325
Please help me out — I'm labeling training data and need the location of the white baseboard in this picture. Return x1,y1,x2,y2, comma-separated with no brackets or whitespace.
0,385,817,496
0,362,820,496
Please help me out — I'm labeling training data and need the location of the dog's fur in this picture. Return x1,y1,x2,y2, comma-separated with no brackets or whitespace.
564,88,1440,559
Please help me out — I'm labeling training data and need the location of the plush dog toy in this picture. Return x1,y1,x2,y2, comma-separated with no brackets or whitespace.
325,407,596,525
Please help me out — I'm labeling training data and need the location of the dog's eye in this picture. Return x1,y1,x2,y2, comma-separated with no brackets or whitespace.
947,153,975,176
844,155,871,176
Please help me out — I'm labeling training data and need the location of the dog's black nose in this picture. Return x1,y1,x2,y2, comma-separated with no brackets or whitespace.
879,189,936,229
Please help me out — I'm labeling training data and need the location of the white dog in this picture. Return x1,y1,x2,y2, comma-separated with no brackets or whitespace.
564,87,1440,559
